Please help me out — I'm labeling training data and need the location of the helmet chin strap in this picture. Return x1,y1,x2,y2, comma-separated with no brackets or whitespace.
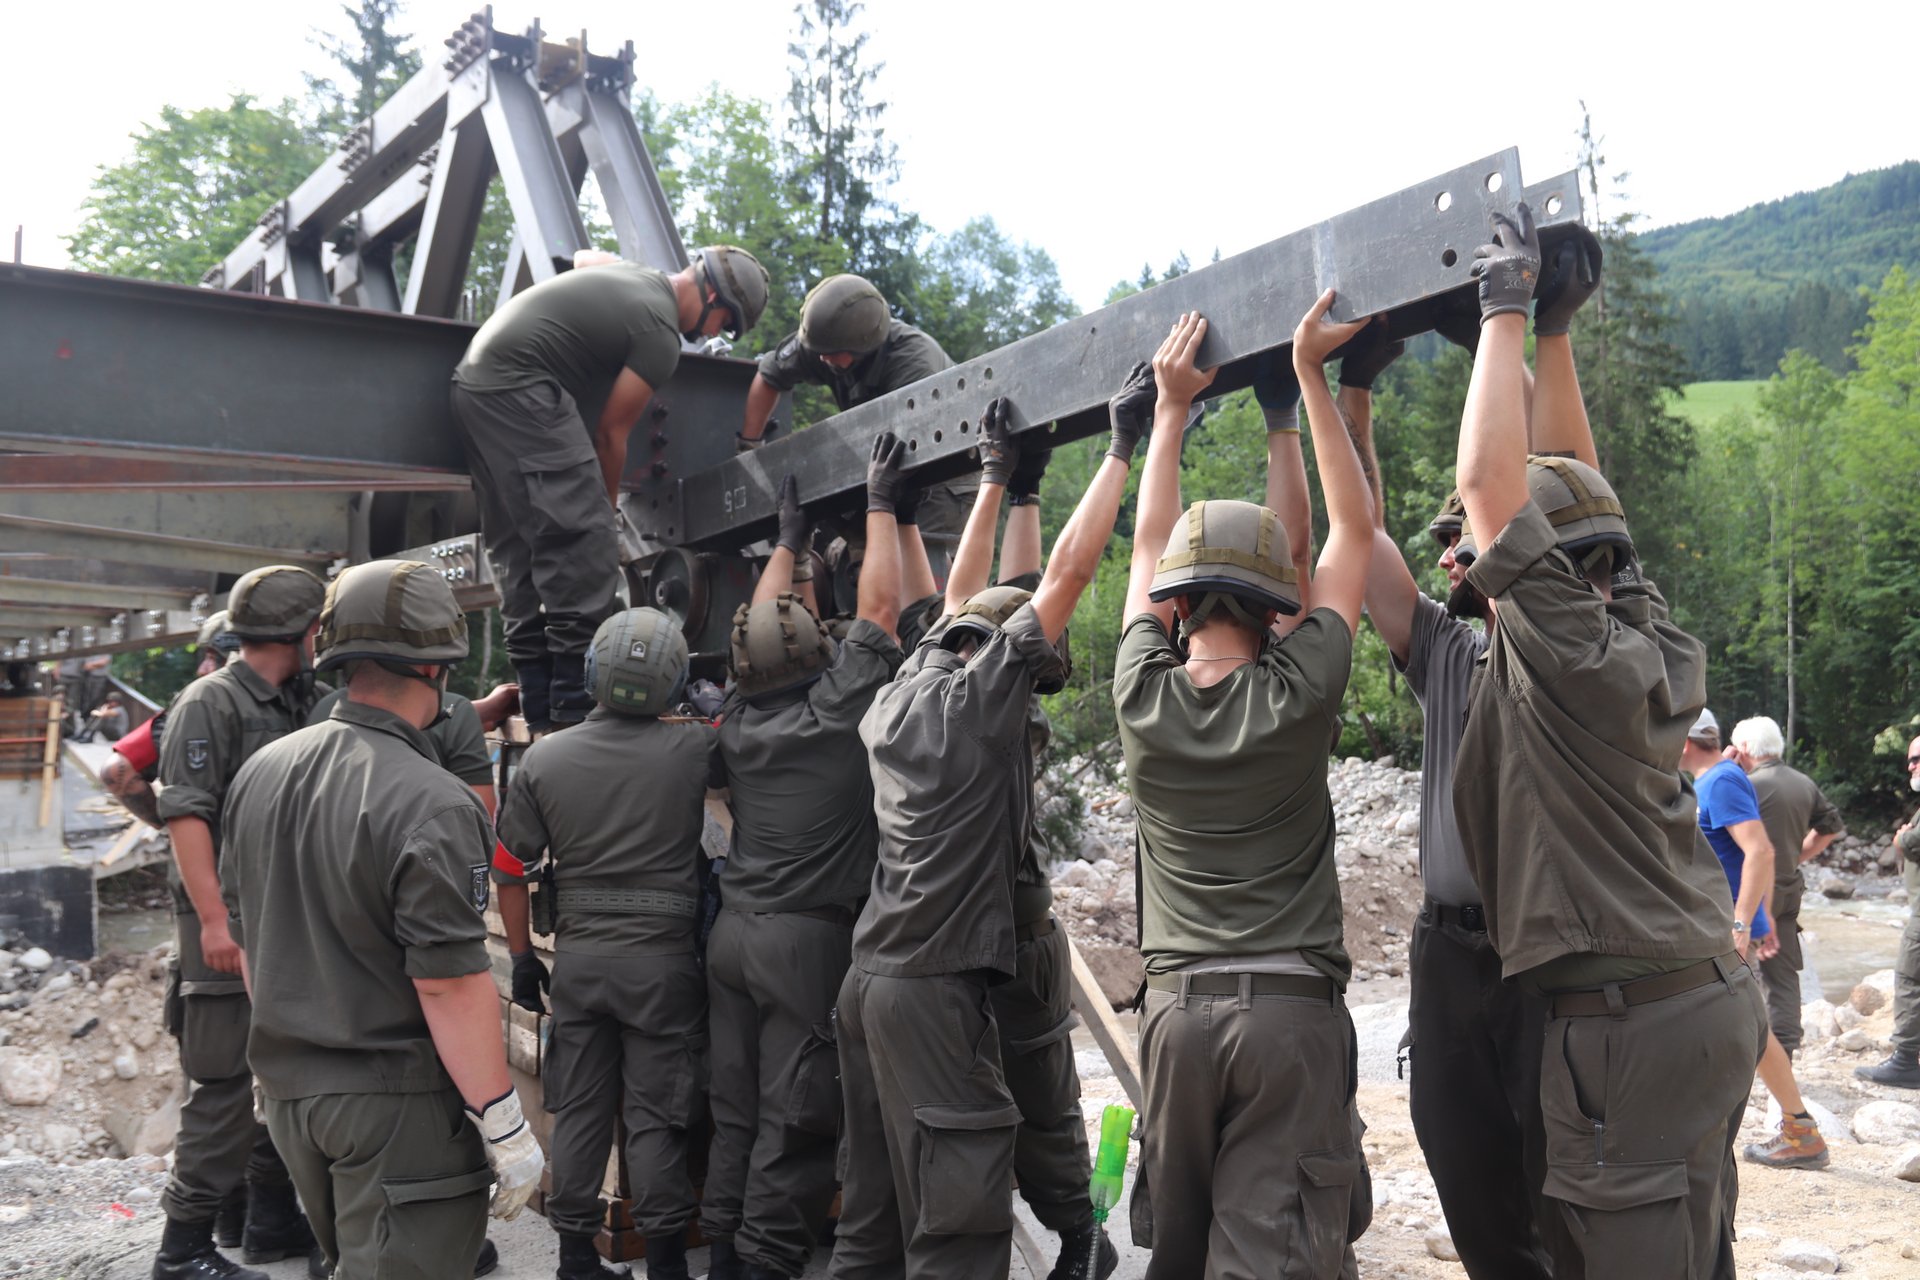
1178,592,1265,642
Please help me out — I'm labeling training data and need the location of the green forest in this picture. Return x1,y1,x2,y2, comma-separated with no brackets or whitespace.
84,3,1920,823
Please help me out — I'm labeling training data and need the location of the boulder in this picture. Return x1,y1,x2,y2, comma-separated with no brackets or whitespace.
1800,1000,1841,1042
1837,1028,1876,1052
1835,1003,1864,1031
0,1048,60,1106
105,1084,182,1157
1075,938,1144,1009
1851,982,1888,1016
1425,1230,1459,1262
1851,1099,1920,1145
1820,877,1855,900
14,948,52,973
1773,1241,1840,1273
1890,1145,1920,1182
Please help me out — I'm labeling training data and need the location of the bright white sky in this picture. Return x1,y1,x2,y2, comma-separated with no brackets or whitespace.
4,0,1915,310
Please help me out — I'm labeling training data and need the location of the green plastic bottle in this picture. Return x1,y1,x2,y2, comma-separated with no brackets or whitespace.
1089,1102,1135,1220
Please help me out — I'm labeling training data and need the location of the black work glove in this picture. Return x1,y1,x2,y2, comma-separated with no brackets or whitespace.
736,418,783,453
1251,351,1301,433
775,473,808,554
893,484,924,526
1532,225,1603,336
866,431,909,513
1107,361,1157,463
1470,202,1541,323
1333,318,1407,390
509,950,549,1013
1008,445,1052,505
1432,290,1482,355
978,397,1020,487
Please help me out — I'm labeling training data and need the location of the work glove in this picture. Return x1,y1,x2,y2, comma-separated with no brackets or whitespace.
1251,351,1302,433
892,483,924,526
1008,444,1052,506
1333,319,1407,391
736,418,783,453
775,474,808,554
1107,361,1157,463
465,1087,545,1220
866,432,910,514
1470,202,1541,323
686,679,725,719
978,397,1021,486
1532,224,1604,336
509,949,549,1014
1432,290,1482,355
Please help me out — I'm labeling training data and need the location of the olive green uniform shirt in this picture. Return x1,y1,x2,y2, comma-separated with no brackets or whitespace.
221,700,495,1099
453,263,683,402
494,709,715,957
755,320,951,409
1747,759,1844,919
855,602,1066,980
1897,813,1920,898
1114,610,1355,985
307,687,493,789
712,618,903,913
1452,500,1731,979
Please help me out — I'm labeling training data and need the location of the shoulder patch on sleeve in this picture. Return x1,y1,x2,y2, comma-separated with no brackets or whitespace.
469,864,490,912
778,337,798,360
185,738,210,772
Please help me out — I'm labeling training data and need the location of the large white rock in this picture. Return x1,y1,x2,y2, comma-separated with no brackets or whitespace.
1851,1099,1920,1145
1850,981,1888,1016
1424,1229,1459,1262
1860,968,1897,998
1837,1028,1876,1052
1890,1144,1920,1181
0,1048,60,1106
14,948,51,973
1773,1240,1840,1273
1800,1000,1841,1042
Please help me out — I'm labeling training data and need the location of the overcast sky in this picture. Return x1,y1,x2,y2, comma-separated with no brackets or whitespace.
4,0,1915,310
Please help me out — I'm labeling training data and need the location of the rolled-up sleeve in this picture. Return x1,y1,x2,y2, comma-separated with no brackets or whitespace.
950,603,1064,751
1465,500,1608,689
155,694,226,823
392,806,493,979
491,770,549,886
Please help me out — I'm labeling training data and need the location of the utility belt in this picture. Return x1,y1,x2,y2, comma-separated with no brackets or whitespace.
1015,916,1057,944
530,874,697,933
1146,971,1337,1005
1422,897,1488,933
1548,952,1741,1019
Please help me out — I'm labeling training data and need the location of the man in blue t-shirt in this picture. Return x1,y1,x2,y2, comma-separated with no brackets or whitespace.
1681,708,1832,1169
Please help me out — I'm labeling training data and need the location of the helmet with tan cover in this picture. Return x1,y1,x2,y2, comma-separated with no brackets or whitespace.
314,560,468,672
588,608,688,716
225,566,327,640
729,593,833,697
1527,455,1634,575
939,585,1071,694
1149,500,1299,627
1429,489,1466,547
799,274,891,356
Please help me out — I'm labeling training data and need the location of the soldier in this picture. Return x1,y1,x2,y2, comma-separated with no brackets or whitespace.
306,681,517,816
101,614,243,853
221,560,544,1280
936,443,1115,1277
1349,225,1605,1279
1449,204,1765,1276
1856,733,1920,1088
1112,301,1372,1278
1727,715,1845,1057
493,607,715,1280
452,245,770,731
151,565,328,1280
834,385,1129,1279
700,450,908,1280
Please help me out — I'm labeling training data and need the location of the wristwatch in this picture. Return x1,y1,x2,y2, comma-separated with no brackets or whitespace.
1731,920,1750,935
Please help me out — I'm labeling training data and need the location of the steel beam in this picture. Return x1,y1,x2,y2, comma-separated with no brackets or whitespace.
0,491,348,554
578,86,687,271
0,578,198,611
0,455,464,492
655,153,1582,550
480,67,588,287
404,115,495,317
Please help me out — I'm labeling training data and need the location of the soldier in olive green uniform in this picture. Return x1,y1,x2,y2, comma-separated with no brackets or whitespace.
222,560,544,1280
494,607,714,1280
452,246,769,730
306,684,510,812
1114,305,1375,1280
1856,735,1920,1088
700,452,907,1280
152,565,328,1280
833,395,1132,1280
1450,204,1765,1278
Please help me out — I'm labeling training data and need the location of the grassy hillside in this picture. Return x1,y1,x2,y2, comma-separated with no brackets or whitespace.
1669,380,1764,429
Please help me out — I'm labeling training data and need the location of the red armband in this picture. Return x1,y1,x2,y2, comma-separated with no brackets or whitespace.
491,841,526,879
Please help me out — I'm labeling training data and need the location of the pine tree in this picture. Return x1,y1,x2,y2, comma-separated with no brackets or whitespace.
305,0,422,132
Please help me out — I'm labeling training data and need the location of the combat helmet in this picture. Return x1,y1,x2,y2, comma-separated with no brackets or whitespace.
799,274,891,356
315,560,468,673
588,608,688,716
1527,454,1634,574
1149,500,1300,631
729,593,833,698
196,610,241,655
1453,515,1478,567
1429,489,1466,548
225,566,327,640
940,585,1071,694
692,245,771,337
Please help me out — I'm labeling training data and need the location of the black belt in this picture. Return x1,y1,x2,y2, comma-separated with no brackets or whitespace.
1549,953,1739,1019
1146,972,1336,1001
790,904,856,928
552,887,697,918
1425,898,1487,932
1015,917,1056,943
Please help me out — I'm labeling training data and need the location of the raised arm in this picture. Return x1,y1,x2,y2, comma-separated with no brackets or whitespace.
1253,356,1313,616
753,474,811,606
1335,376,1423,662
1456,205,1541,552
946,399,1018,615
896,516,938,605
1031,453,1131,644
859,435,908,640
1530,225,1602,466
593,368,655,507
1000,447,1050,581
1292,292,1374,635
1123,317,1214,627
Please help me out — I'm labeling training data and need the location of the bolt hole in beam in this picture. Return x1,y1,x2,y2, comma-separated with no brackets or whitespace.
1441,248,1458,268
1485,172,1503,193
930,388,941,401
907,397,916,409
1545,194,1564,216
984,367,994,380
909,439,918,451
934,429,943,442
957,376,966,391
960,420,970,433
1435,190,1452,213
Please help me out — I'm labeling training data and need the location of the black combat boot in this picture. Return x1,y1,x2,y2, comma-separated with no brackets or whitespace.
705,1236,746,1280
474,1238,500,1277
555,1232,622,1279
643,1229,692,1280
213,1187,246,1249
152,1216,269,1280
1048,1224,1119,1280
516,658,554,732
1855,1048,1920,1088
240,1179,316,1264
547,653,593,728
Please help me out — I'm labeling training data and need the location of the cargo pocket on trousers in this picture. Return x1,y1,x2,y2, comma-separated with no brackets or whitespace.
1286,1144,1360,1280
179,993,251,1082
1128,1155,1153,1250
667,1031,710,1131
913,1102,1021,1236
1543,1159,1693,1271
379,1165,493,1275
785,1023,841,1139
516,446,606,544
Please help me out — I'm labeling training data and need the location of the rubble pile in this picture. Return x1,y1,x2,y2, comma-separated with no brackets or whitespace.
0,941,180,1167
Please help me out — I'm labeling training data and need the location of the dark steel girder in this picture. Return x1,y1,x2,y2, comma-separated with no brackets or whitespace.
647,153,1581,550
0,455,464,492
0,577,198,611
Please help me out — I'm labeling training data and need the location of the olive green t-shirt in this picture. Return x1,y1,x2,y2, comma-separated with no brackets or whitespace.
1113,609,1354,985
1748,759,1844,916
307,688,493,788
755,320,951,410
453,263,682,404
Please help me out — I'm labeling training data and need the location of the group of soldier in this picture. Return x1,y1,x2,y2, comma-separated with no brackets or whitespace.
100,202,1920,1280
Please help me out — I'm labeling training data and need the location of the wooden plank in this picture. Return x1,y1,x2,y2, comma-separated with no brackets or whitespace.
37,694,61,827
1065,928,1142,1113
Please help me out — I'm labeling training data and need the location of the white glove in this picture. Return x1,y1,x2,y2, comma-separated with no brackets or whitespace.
464,1088,545,1220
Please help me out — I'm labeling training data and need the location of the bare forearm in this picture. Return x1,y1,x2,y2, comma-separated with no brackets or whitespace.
104,760,163,828
898,524,937,605
754,547,798,606
1000,503,1042,581
1800,830,1838,863
1264,427,1312,558
740,376,781,441
1134,401,1189,568
169,818,228,927
497,882,532,954
1733,831,1773,928
1334,386,1385,528
1035,456,1129,640
945,483,1005,616
1457,314,1532,544
1298,373,1371,538
593,428,630,509
416,972,513,1109
860,510,903,638
1530,335,1597,467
